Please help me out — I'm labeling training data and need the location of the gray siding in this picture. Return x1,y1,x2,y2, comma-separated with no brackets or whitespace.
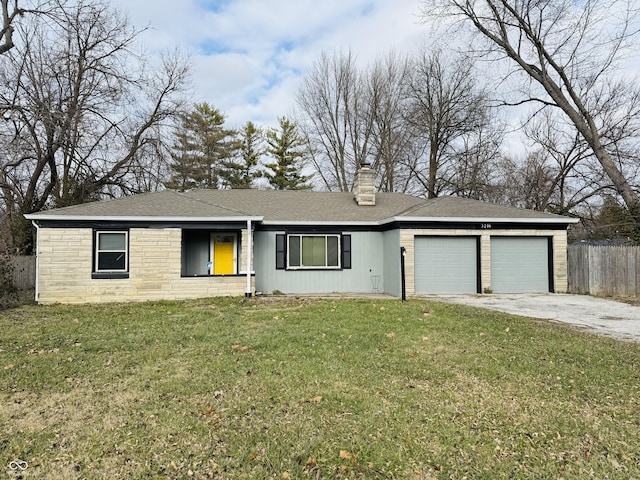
254,231,384,294
383,230,401,297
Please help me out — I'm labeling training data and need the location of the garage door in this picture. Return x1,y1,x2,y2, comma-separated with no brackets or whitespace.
490,237,550,293
414,236,479,294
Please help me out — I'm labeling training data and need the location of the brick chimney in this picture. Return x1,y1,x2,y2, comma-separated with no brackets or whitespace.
354,162,375,206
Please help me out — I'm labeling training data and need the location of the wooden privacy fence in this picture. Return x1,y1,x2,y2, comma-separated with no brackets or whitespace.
10,256,36,290
568,245,640,297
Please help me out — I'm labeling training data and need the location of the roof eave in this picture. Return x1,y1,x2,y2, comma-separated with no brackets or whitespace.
24,214,579,225
25,214,265,222
260,220,382,226
381,216,580,225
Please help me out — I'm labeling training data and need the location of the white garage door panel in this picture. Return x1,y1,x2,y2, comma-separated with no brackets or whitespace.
415,237,478,294
491,237,549,293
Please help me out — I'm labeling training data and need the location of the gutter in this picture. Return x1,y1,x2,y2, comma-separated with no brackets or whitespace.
23,214,264,223
379,216,580,225
23,213,578,227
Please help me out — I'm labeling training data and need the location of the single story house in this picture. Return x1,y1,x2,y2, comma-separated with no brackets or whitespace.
25,165,578,303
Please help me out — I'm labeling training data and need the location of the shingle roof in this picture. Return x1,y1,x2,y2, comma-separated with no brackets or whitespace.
25,189,577,224
184,189,424,223
397,196,574,221
28,190,252,219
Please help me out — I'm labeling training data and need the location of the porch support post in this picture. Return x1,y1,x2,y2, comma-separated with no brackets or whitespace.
245,219,252,297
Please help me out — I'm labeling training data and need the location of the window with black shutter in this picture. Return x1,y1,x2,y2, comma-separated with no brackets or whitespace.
275,234,286,269
342,234,351,269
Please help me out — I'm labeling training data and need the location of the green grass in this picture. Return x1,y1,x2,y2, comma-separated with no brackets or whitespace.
1,297,639,479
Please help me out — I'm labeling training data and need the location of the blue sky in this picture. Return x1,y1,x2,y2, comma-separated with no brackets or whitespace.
110,0,428,128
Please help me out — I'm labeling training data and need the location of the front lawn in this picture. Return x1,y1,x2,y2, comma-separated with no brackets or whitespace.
1,297,639,479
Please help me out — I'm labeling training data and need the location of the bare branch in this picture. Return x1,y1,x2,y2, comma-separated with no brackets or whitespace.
421,0,640,215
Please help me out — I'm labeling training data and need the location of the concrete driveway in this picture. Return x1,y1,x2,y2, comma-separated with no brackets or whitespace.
432,294,640,343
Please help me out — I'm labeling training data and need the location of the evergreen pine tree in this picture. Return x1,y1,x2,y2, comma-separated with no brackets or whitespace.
165,103,237,191
219,121,263,189
264,117,311,190
164,123,201,192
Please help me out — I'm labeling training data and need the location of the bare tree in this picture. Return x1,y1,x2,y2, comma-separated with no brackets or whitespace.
296,47,505,197
421,0,640,214
496,151,560,210
519,111,611,213
445,125,504,200
296,50,373,191
367,51,418,193
1,0,20,54
1,1,74,55
406,48,500,198
0,0,188,253
493,116,618,216
0,0,48,55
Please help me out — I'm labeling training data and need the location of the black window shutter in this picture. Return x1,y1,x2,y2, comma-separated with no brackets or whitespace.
342,234,352,269
276,234,286,269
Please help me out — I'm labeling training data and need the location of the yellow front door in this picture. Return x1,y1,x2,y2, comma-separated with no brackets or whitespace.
213,235,235,275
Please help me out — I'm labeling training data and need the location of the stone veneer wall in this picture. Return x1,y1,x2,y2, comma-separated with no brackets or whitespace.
399,228,569,295
35,227,253,304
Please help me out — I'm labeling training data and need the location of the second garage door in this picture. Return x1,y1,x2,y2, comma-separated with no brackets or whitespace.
490,237,550,293
414,236,479,294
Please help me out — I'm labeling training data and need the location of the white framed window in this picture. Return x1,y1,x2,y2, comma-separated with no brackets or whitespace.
287,234,340,269
95,231,128,273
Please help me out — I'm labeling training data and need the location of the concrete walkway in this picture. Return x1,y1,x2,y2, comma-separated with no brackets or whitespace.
432,294,640,343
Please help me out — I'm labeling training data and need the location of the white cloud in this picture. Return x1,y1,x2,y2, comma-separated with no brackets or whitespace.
110,0,427,127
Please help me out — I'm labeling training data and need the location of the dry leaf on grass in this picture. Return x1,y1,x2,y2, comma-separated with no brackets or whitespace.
339,450,357,464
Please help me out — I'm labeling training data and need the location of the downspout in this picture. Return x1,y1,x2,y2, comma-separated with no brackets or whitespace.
31,220,40,302
400,246,406,302
245,219,252,297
